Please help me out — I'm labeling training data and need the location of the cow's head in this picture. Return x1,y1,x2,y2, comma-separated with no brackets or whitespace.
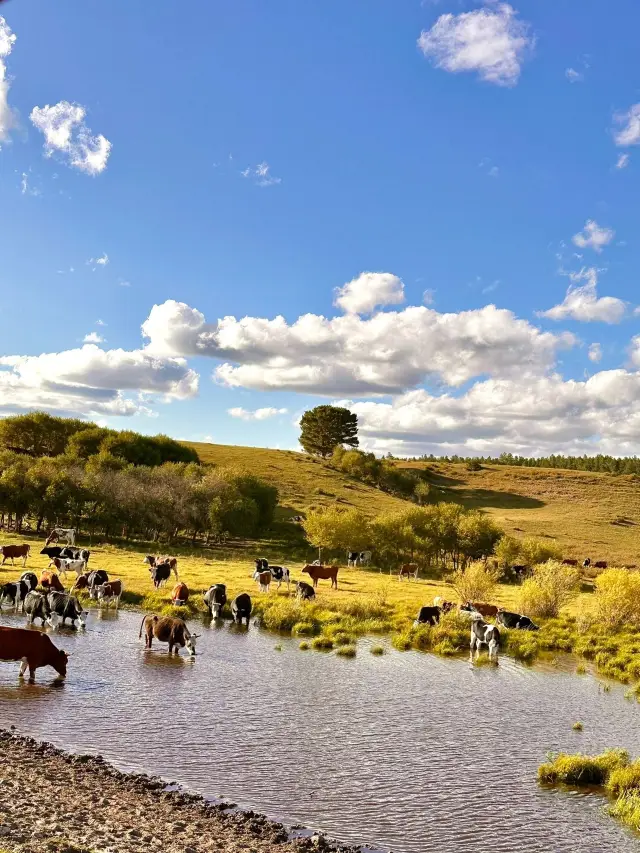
186,633,199,656
302,566,311,575
143,555,155,567
54,649,69,678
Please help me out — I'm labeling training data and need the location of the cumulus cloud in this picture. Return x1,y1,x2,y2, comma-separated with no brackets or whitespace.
540,268,627,324
0,344,198,418
142,297,575,396
614,104,640,147
227,407,288,421
83,332,105,344
417,3,533,87
342,369,640,457
629,336,640,369
572,220,615,253
588,343,602,364
0,17,17,142
333,272,405,315
30,101,112,174
241,161,281,187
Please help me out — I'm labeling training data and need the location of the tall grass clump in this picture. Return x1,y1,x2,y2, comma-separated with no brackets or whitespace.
450,560,500,603
538,749,629,786
608,791,640,831
594,569,640,629
518,561,581,620
606,761,640,796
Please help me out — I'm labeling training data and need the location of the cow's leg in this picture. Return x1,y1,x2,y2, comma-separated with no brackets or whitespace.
19,657,28,677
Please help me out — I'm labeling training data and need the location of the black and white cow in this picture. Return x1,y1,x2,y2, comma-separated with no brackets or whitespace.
347,551,360,567
470,616,500,661
296,581,315,601
231,593,252,625
47,592,86,629
254,558,290,590
414,605,441,626
359,551,372,566
203,584,227,618
149,562,172,589
60,546,90,565
40,546,65,560
0,580,29,611
496,610,540,631
24,591,50,625
20,572,38,592
87,570,109,599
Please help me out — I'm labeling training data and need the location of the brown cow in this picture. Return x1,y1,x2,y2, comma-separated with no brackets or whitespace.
0,543,30,567
464,601,499,619
253,570,271,592
562,559,579,566
39,571,64,592
170,582,189,605
139,614,198,656
398,563,419,581
301,564,339,589
0,626,68,681
72,573,90,592
594,561,608,570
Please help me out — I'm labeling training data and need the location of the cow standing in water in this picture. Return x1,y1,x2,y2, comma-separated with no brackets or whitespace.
231,593,252,625
203,584,227,618
0,626,68,682
470,616,500,662
139,615,198,656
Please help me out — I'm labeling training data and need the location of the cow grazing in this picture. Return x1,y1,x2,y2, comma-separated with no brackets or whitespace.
347,551,359,567
398,563,419,581
48,557,87,579
253,569,271,593
433,596,455,613
143,555,179,580
470,617,500,661
39,571,64,592
302,564,339,589
45,528,76,547
149,562,172,589
594,561,608,570
203,584,227,618
231,593,252,625
462,601,498,619
170,582,189,605
47,592,86,629
0,626,68,681
0,543,30,567
96,580,123,610
496,610,539,631
24,591,50,625
296,581,315,601
139,614,198,655
0,580,29,611
20,572,38,592
414,605,441,626
60,547,90,565
562,559,579,567
583,558,591,568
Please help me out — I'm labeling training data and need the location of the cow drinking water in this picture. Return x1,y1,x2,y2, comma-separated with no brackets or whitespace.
203,584,227,618
231,593,252,625
0,626,68,682
139,615,198,656
470,616,500,662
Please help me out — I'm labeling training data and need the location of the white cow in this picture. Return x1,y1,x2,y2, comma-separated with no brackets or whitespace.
45,527,76,547
48,557,87,579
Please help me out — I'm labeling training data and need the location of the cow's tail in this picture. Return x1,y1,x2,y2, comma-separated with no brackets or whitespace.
138,613,152,638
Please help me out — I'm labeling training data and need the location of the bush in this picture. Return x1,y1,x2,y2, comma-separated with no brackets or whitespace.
594,569,640,629
519,537,562,566
518,561,581,619
608,791,640,831
451,560,500,603
370,645,385,655
336,645,357,658
311,636,334,651
607,761,640,796
538,750,629,786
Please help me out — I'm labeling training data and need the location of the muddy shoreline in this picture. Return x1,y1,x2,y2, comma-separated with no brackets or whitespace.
0,728,367,853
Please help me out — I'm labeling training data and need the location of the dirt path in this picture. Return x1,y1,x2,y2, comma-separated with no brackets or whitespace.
0,729,362,853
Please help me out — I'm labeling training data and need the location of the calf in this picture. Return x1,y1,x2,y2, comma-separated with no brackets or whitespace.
398,563,419,581
139,614,198,655
24,591,50,625
39,571,64,592
170,582,189,605
48,557,87,579
269,565,290,590
231,593,252,625
253,569,272,593
203,584,227,618
96,580,123,610
301,564,339,589
20,572,38,592
463,601,498,619
0,543,30,567
47,592,86,629
470,616,500,661
496,610,539,631
0,626,68,681
149,562,171,589
296,581,315,601
414,605,441,626
143,555,179,580
0,580,29,611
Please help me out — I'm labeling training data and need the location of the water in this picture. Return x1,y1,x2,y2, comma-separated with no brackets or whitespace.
1,609,639,853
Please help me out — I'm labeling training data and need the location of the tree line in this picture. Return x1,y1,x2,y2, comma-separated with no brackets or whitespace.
411,451,640,476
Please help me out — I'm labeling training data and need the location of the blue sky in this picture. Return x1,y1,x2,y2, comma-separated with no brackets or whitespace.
1,0,640,456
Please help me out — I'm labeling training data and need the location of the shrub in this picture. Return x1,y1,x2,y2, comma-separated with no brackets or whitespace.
594,569,640,629
311,636,334,651
292,621,319,637
518,560,581,619
538,750,629,786
370,645,385,655
299,641,310,650
607,761,640,796
494,535,522,570
451,560,500,603
573,722,584,731
608,791,640,831
336,645,357,658
519,537,562,566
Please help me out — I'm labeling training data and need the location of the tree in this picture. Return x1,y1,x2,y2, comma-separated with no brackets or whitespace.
302,507,369,554
299,406,358,458
0,411,87,457
518,560,581,619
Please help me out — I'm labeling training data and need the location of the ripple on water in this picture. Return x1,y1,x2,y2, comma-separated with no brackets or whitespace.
1,609,639,853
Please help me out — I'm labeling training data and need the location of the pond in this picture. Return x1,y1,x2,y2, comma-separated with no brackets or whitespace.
1,609,639,853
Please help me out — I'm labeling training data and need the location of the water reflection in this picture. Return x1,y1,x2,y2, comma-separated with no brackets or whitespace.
1,609,639,853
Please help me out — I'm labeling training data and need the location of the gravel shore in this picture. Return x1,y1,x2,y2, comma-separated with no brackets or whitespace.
0,729,364,853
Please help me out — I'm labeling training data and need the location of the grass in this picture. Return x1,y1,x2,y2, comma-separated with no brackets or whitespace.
370,645,385,655
573,722,584,731
336,645,357,658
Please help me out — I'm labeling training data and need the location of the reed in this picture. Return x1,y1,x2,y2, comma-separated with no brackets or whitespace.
538,749,629,786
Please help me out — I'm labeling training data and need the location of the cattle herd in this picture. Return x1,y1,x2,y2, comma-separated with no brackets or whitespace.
0,532,617,681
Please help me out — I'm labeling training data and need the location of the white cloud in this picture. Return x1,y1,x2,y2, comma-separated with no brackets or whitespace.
0,17,17,143
423,289,436,306
572,220,615,253
241,161,281,187
341,368,640,457
417,3,533,87
20,172,41,197
616,153,630,170
142,296,575,396
629,337,640,369
83,332,105,344
227,407,288,421
96,319,106,326
540,268,627,324
88,253,109,269
588,343,602,363
614,104,640,147
333,272,405,315
30,101,112,174
565,67,583,83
